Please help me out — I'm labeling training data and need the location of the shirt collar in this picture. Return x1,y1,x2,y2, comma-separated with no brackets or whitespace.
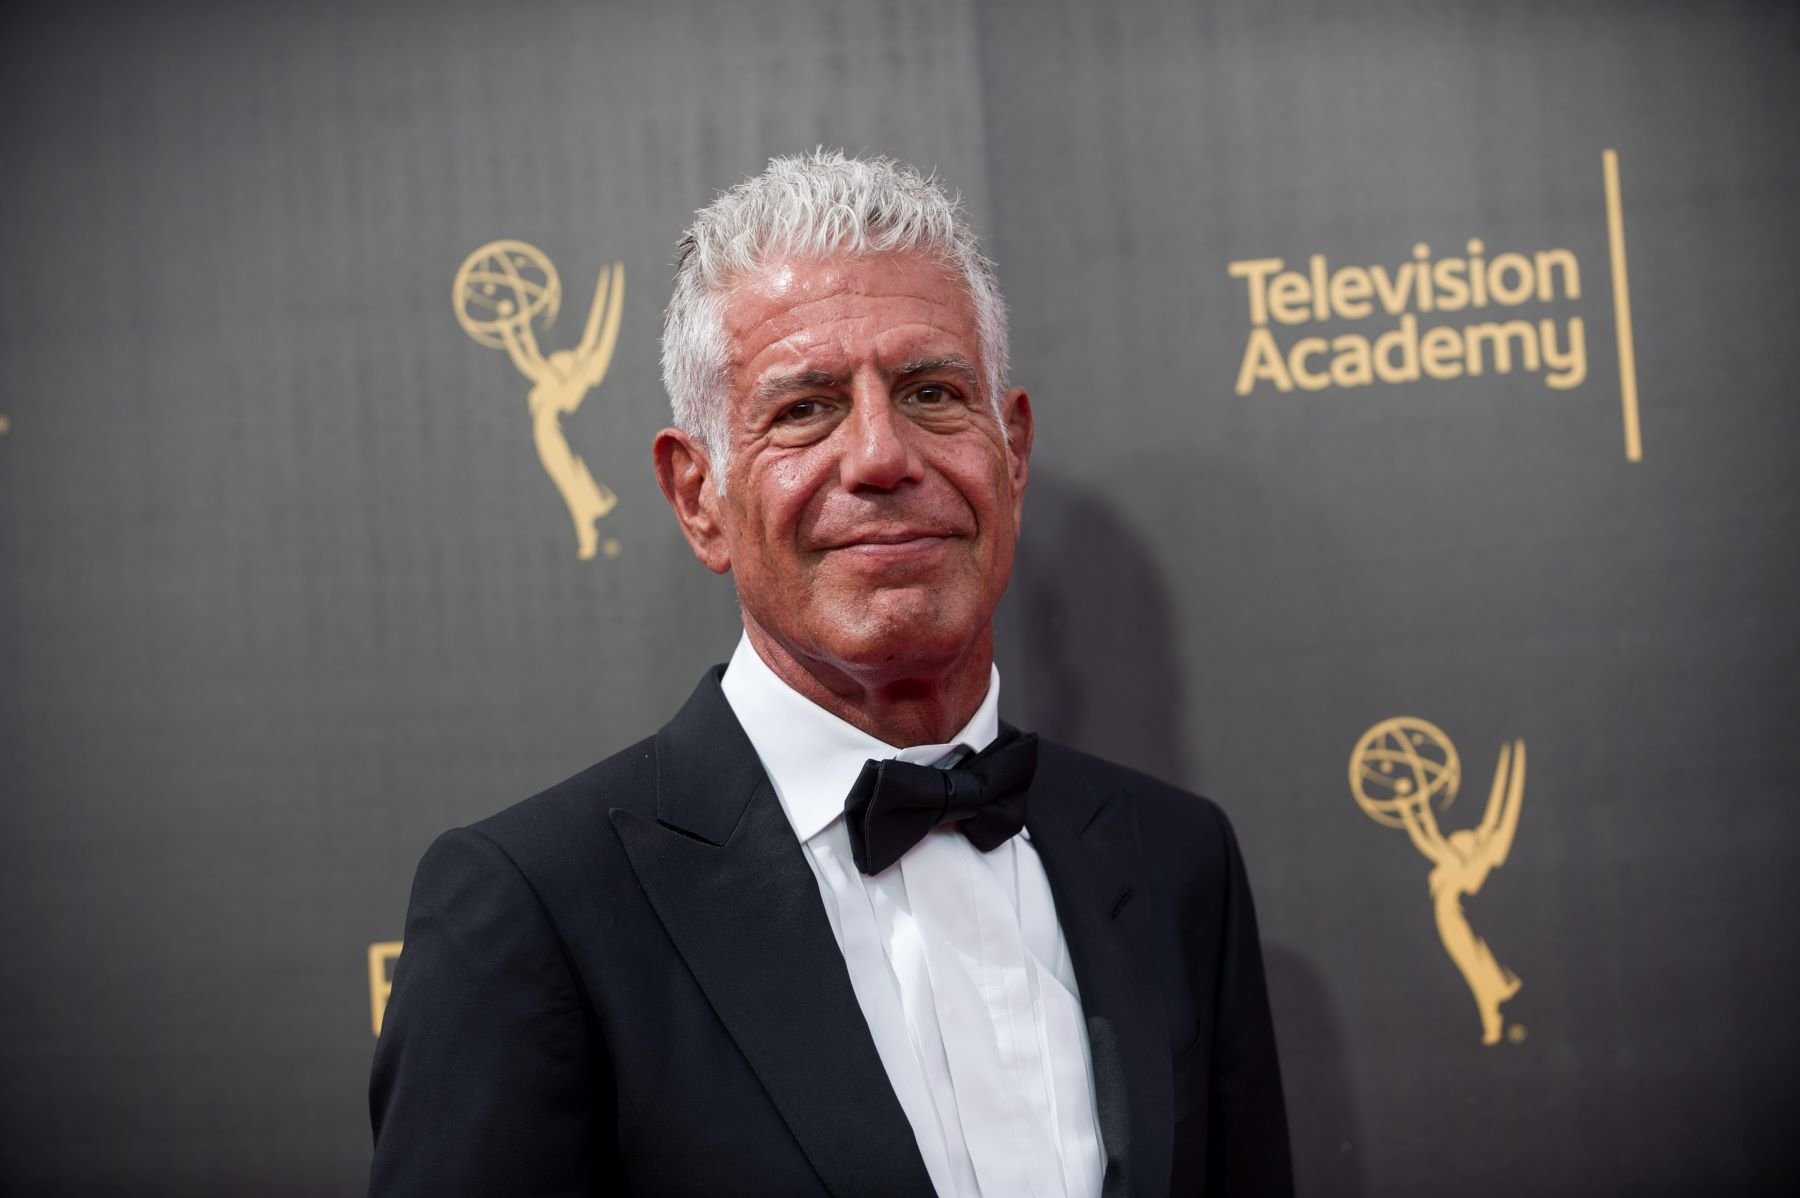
719,631,1002,843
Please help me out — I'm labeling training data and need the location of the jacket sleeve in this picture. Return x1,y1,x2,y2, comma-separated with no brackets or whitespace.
1204,805,1294,1197
368,827,610,1197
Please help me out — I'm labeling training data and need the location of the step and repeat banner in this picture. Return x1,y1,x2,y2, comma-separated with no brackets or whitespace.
3,1,1795,1193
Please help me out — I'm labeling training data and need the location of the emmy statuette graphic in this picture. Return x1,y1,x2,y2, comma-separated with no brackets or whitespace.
454,241,625,560
1350,717,1527,1045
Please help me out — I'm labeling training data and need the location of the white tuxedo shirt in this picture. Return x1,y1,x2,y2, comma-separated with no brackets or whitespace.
721,635,1105,1198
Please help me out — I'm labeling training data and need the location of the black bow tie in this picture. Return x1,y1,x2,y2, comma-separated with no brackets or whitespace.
843,728,1039,876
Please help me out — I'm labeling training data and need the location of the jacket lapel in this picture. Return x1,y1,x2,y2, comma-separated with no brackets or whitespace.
1026,752,1174,1198
610,670,935,1198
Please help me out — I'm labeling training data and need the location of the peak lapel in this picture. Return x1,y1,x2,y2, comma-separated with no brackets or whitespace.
1027,759,1174,1198
610,670,935,1198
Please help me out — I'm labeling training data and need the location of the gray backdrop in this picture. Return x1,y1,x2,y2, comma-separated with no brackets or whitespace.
3,0,1796,1193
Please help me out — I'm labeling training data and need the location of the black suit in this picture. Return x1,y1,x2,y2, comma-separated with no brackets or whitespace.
369,669,1291,1196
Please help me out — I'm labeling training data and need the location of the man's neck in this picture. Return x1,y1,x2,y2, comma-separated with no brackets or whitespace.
740,620,994,748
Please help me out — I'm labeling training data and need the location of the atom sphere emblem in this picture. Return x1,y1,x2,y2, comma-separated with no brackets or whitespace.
453,240,563,350
1348,716,1462,829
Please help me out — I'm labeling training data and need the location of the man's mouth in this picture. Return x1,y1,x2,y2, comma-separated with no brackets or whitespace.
818,529,959,561
848,532,945,546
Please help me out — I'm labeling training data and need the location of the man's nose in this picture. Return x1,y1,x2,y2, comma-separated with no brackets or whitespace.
837,388,923,491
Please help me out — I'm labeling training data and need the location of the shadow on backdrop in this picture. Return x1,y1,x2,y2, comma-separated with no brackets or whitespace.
998,469,1365,1196
996,469,1189,788
1264,943,1368,1198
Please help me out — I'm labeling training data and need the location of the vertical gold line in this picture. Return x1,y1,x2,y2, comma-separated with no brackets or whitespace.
368,942,386,1036
1603,149,1642,462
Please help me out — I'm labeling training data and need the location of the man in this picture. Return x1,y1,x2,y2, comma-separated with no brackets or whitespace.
370,151,1291,1196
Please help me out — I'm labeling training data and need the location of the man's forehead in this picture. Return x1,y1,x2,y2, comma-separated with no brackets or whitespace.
742,333,977,376
721,252,982,375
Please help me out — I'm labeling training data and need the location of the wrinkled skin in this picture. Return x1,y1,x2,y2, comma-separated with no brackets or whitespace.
654,252,1033,745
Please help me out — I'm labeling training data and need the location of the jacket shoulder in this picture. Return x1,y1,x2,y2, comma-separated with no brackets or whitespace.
455,732,661,878
1037,738,1233,839
1034,738,1247,910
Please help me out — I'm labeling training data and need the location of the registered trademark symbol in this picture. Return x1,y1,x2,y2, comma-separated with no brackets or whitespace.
1507,1024,1528,1044
602,538,622,558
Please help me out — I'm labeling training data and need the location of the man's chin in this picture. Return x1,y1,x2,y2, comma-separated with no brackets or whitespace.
806,603,985,676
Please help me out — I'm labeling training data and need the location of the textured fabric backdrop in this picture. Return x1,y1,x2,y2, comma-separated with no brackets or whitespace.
2,1,1796,1193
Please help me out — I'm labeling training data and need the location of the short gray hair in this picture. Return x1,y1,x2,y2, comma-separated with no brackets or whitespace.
660,150,1010,481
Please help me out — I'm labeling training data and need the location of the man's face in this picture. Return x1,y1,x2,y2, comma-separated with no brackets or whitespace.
691,251,1031,685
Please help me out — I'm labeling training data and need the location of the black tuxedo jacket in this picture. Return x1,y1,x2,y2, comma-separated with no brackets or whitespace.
369,670,1291,1196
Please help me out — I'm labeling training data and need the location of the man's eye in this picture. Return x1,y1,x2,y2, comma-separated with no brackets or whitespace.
778,400,822,422
910,386,953,405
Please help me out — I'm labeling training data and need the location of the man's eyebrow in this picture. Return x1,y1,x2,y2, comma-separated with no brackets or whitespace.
753,358,975,403
894,355,977,380
754,368,845,404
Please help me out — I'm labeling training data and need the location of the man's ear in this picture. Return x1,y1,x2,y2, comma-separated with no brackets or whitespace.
1000,387,1033,520
652,428,731,574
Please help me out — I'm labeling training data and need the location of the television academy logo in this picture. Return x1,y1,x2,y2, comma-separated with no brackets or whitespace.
1228,150,1643,462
